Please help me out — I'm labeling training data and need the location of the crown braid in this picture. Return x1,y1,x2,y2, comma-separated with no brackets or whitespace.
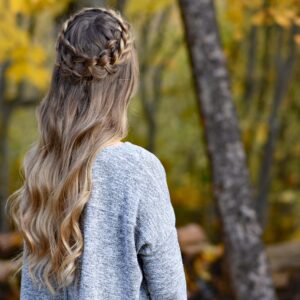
55,7,134,81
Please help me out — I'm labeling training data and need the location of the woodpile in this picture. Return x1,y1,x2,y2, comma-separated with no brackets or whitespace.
178,223,300,299
0,231,22,300
1,226,300,299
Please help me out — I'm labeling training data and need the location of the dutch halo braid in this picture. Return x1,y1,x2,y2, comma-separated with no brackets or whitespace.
6,6,140,296
55,7,134,81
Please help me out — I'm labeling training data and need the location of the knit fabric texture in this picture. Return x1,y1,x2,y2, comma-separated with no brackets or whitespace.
20,141,187,299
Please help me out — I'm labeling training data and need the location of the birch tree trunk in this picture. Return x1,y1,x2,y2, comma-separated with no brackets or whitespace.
0,62,11,233
177,0,277,299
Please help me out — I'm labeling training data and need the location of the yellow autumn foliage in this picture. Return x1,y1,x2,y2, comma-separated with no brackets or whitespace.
9,0,70,16
251,10,271,26
6,45,49,89
0,2,28,61
256,123,268,145
294,34,300,45
201,245,224,263
294,16,300,26
0,0,71,90
126,0,172,16
251,4,299,28
269,8,295,28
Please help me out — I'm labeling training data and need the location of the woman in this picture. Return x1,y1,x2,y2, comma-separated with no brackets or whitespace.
7,6,187,299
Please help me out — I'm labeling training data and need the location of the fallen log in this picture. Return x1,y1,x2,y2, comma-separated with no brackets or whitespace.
0,231,22,258
266,241,300,272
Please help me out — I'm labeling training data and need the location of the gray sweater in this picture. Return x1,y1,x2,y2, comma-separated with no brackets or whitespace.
20,141,188,299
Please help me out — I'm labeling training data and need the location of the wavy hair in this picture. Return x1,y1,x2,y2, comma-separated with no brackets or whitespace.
6,6,139,295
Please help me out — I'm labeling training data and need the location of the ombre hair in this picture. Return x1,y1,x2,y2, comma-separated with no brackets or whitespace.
6,6,139,295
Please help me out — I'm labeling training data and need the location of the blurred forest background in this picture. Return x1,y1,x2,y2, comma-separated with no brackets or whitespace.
0,0,300,299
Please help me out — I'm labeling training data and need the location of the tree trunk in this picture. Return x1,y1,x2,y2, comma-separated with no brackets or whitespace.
138,8,173,153
80,0,106,6
177,0,276,299
243,25,258,106
0,106,12,233
115,0,127,14
256,25,297,227
0,63,11,233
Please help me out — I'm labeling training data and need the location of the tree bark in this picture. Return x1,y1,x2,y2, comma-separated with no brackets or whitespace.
256,25,297,227
0,66,38,233
0,108,12,233
243,25,258,106
256,2,272,110
138,8,176,153
0,62,11,233
177,0,276,299
80,0,106,6
115,0,127,14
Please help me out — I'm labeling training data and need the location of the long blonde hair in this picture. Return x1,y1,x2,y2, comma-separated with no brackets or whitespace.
6,6,139,295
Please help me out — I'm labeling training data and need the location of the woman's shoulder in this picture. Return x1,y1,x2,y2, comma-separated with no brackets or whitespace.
125,141,166,176
95,141,165,178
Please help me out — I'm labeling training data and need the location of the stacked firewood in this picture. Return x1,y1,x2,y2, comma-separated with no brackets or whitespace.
1,227,300,300
0,231,22,300
178,224,300,300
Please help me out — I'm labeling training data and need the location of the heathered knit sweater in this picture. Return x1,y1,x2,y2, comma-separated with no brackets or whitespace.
20,141,187,299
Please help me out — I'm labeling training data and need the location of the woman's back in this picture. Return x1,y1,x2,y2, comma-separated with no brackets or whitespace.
20,141,187,299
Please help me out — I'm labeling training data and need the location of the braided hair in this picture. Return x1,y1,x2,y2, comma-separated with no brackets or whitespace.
55,7,134,81
7,7,139,296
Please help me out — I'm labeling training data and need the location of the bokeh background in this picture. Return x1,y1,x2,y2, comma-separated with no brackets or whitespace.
0,0,300,299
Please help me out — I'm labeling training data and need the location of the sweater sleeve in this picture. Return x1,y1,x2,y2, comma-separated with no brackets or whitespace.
134,150,187,300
